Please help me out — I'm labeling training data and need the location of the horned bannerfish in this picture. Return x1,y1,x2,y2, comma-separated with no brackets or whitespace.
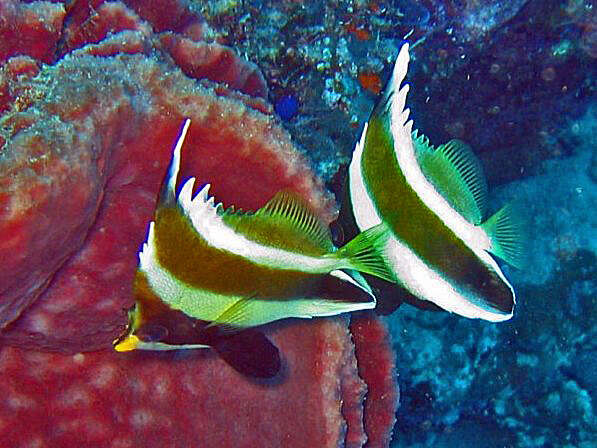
113,119,389,378
344,43,525,322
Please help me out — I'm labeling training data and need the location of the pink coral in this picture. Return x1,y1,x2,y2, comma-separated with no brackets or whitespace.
0,1,398,445
0,0,65,64
0,321,369,446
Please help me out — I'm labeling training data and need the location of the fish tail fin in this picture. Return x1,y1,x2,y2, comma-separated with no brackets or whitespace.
481,202,527,269
159,118,191,205
335,223,395,282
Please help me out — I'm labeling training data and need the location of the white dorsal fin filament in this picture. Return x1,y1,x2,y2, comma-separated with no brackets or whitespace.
173,178,346,274
165,118,191,202
388,44,494,254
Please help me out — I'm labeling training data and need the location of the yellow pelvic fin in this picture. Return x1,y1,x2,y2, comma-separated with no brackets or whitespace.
114,334,140,352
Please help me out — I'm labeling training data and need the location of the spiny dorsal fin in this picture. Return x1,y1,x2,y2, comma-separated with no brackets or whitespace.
413,132,488,224
176,180,225,237
480,203,527,269
221,190,335,256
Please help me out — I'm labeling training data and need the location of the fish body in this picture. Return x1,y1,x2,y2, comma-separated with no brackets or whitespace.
114,119,387,377
114,270,281,378
345,44,525,322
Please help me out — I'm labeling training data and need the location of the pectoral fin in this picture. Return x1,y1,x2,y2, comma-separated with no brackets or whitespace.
205,296,256,333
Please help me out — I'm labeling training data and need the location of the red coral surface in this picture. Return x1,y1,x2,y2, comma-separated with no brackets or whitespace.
60,1,153,55
0,1,398,446
159,33,268,98
0,0,66,64
0,320,367,447
351,314,399,447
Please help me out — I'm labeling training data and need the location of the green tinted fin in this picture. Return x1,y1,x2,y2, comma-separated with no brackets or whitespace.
412,129,432,152
222,190,334,256
480,203,527,269
334,223,395,282
413,132,488,224
207,297,254,333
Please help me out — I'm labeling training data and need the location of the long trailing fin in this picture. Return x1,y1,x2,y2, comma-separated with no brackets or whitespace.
413,134,488,224
480,203,527,269
388,43,413,138
371,43,410,122
160,118,191,205
222,190,335,256
334,223,395,282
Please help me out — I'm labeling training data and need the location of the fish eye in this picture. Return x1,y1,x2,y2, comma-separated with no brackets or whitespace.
137,324,169,342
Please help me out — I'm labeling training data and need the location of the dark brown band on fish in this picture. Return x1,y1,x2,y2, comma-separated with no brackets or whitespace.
362,116,513,313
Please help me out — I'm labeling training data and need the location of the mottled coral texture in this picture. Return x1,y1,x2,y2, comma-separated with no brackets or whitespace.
0,1,397,446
